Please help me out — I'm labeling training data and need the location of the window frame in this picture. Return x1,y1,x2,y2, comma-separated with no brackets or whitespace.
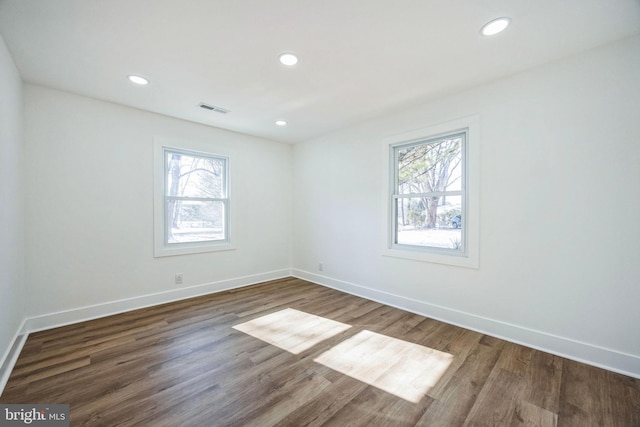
382,116,479,269
391,130,467,256
154,139,234,257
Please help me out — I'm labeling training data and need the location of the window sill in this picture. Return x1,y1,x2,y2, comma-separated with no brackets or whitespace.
154,242,236,258
382,247,479,269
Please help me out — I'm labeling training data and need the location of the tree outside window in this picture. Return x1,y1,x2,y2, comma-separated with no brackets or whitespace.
392,131,466,253
164,149,228,245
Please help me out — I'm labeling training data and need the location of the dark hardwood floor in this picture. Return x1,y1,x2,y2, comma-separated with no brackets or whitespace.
1,277,639,426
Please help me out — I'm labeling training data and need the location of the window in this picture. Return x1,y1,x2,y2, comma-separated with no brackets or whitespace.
154,141,232,257
392,131,466,254
383,116,479,268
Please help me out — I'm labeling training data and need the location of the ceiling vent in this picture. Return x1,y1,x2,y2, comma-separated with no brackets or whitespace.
198,103,230,114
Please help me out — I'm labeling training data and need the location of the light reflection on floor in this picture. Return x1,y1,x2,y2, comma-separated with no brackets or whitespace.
314,329,452,402
233,308,452,403
232,308,351,354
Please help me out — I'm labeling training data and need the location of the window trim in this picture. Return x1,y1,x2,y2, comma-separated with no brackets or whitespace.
153,138,235,257
382,116,479,269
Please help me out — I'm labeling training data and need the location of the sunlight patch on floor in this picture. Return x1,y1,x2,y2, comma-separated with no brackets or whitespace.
232,308,351,354
234,309,452,402
313,330,453,403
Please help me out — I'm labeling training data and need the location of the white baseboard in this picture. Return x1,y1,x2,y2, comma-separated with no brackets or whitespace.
292,269,640,379
0,319,28,395
23,269,292,334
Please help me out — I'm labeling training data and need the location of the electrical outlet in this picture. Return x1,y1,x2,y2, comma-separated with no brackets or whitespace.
175,273,183,285
318,263,324,272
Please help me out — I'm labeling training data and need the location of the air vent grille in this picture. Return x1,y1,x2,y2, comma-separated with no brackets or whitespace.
199,103,230,114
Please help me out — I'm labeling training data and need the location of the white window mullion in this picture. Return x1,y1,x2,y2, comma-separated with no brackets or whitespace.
154,139,234,257
390,130,466,254
395,191,463,199
383,116,479,268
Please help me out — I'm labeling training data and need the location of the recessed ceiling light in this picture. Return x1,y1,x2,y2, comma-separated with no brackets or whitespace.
481,17,511,36
128,75,149,85
275,120,287,126
278,53,298,66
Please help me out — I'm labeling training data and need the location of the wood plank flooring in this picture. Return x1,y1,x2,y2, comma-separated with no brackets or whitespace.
1,277,639,426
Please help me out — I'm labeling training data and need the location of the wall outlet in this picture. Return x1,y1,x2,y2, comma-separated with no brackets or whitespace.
318,262,324,272
175,273,183,285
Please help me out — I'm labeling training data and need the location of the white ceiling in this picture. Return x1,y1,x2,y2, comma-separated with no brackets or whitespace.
1,0,639,144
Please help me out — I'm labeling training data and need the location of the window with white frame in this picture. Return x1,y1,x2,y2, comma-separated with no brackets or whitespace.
390,129,468,256
154,143,231,257
384,117,478,268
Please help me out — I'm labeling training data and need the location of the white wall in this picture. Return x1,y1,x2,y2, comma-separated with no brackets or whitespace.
0,34,24,376
293,35,640,376
24,85,292,319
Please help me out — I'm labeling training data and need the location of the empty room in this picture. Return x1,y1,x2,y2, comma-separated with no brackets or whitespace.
1,1,639,426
